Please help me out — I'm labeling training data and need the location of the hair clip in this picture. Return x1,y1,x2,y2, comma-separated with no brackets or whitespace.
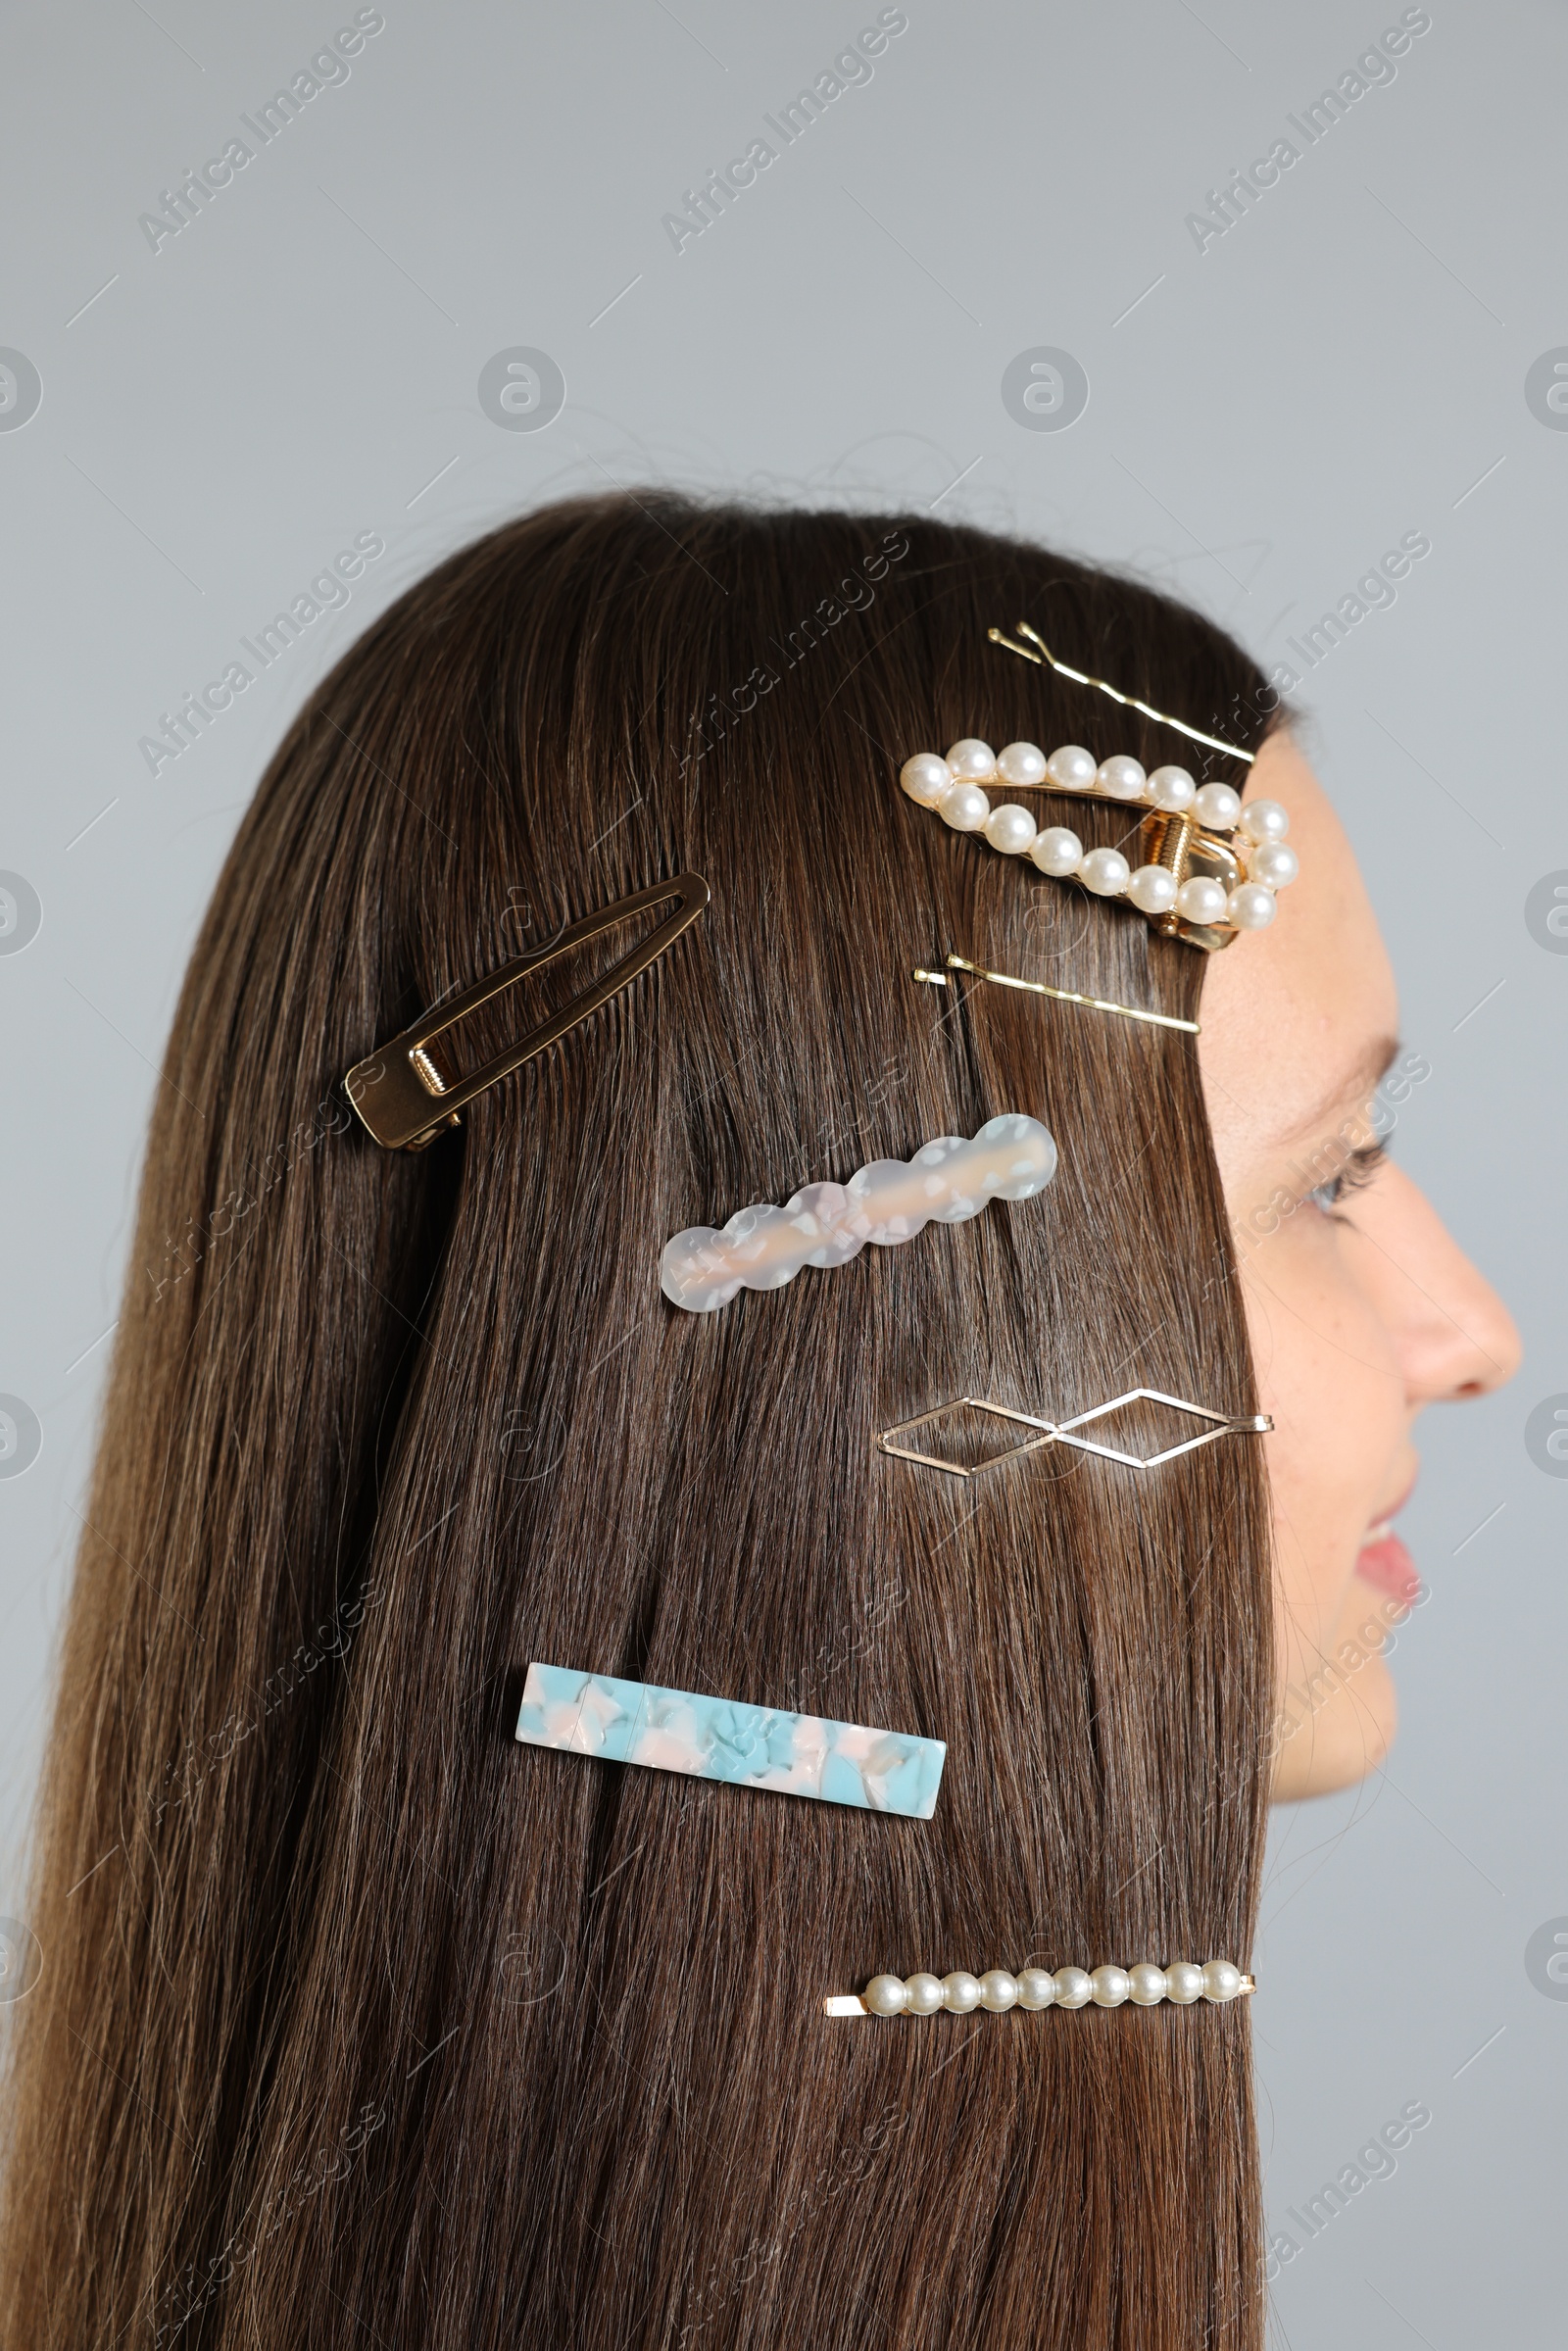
915,953,1200,1036
662,1114,1056,1314
343,872,709,1151
989,619,1257,764
898,739,1296,953
516,1663,946,1818
825,1958,1255,2017
893,624,1295,953
878,1390,1271,1480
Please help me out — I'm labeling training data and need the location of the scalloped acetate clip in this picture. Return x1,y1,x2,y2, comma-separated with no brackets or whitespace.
661,1114,1057,1313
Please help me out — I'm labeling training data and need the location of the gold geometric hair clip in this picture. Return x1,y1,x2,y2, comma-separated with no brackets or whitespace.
878,1390,1271,1480
343,871,709,1150
914,954,1200,1036
894,622,1297,953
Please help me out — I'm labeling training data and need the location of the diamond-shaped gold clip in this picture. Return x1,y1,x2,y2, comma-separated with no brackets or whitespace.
877,1389,1271,1481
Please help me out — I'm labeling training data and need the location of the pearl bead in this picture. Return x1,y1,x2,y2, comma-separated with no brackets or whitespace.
899,753,953,808
942,1970,982,2013
1174,875,1228,926
997,740,1048,788
1128,1963,1169,2006
1202,1959,1243,2003
1047,744,1097,788
940,781,991,832
1127,863,1178,915
1078,846,1131,897
979,1969,1020,2013
1030,825,1083,877
1097,755,1147,801
946,738,998,781
984,803,1039,856
1090,1964,1131,2007
1053,1966,1093,2009
1163,1961,1204,2005
1015,1967,1057,2010
1226,882,1276,931
1239,797,1290,844
863,1973,909,2016
1250,840,1298,890
1146,764,1196,812
1194,782,1242,831
903,1972,946,2015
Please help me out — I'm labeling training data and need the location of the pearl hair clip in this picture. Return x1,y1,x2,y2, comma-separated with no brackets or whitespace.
825,1958,1254,2018
662,1114,1056,1313
894,622,1297,953
878,1391,1271,1479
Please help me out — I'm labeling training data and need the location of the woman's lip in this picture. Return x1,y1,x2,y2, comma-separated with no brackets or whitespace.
1355,1529,1421,1605
1369,1473,1417,1530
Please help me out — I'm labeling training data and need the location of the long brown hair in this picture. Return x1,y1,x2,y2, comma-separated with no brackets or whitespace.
1,495,1279,2348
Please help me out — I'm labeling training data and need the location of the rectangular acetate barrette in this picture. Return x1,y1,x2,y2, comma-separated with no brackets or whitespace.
516,1662,946,1819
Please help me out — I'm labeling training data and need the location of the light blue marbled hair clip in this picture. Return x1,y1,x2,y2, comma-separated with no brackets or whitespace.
516,1662,946,1819
661,1113,1056,1313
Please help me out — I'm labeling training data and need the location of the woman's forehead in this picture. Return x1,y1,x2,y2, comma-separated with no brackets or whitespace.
1200,734,1398,1169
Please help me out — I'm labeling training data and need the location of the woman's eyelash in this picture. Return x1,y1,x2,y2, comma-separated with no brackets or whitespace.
1309,1141,1390,1214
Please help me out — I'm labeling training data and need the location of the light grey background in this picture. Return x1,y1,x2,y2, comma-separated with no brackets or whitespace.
2,0,1564,2340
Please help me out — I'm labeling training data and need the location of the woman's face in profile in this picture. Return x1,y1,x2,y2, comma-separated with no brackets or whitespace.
1200,735,1521,1801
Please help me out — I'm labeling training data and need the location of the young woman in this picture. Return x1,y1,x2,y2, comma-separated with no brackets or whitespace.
0,496,1516,2349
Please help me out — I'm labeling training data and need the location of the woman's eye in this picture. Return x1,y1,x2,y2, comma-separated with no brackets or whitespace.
1308,1141,1389,1216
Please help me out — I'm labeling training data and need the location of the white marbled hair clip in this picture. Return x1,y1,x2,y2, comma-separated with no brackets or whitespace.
661,1114,1057,1313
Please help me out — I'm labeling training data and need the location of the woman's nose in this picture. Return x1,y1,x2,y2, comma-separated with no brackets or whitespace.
1353,1162,1522,1403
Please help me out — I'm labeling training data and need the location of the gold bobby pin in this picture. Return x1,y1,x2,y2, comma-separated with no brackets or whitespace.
915,954,1200,1036
988,620,1256,765
344,871,710,1151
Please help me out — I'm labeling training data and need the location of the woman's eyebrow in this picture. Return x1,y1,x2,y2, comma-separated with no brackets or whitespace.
1274,1035,1401,1149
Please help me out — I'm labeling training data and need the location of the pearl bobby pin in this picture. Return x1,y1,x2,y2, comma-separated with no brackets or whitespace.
897,738,1297,954
878,1390,1272,1480
914,953,1200,1037
824,1959,1255,2018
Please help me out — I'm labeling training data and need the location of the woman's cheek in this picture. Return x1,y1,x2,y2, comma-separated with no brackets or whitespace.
1241,1213,1402,1632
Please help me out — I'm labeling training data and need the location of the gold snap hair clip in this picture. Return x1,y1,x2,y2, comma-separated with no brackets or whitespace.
893,621,1298,953
826,1959,1255,2017
914,953,1200,1037
877,1390,1271,1480
343,872,710,1151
